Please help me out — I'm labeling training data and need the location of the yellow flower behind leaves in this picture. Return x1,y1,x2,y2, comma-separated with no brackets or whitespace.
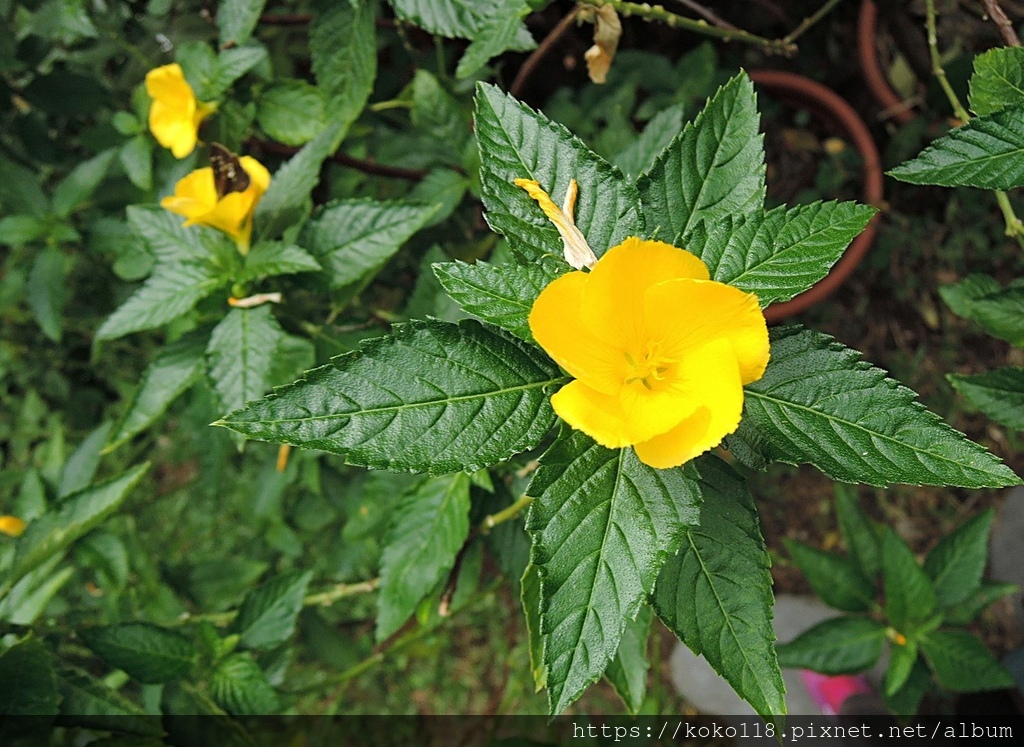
145,63,216,158
0,515,27,537
523,185,770,469
161,155,271,254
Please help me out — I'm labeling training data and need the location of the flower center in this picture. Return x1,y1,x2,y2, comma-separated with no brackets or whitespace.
623,341,674,391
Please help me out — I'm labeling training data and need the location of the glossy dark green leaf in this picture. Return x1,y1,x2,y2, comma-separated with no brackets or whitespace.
924,509,993,608
775,616,886,674
78,623,196,684
391,0,533,50
311,0,376,125
613,103,686,180
455,0,534,79
206,305,285,423
970,47,1024,116
604,605,652,715
209,653,280,715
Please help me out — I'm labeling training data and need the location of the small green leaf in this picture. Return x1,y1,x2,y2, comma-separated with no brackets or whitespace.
391,0,534,49
206,305,286,424
685,201,876,308
653,455,784,726
834,483,881,581
412,70,470,164
921,630,1014,692
27,244,64,342
311,0,376,125
528,427,701,715
888,107,1024,188
303,199,438,288
940,273,1001,318
784,539,874,612
949,367,1024,431
943,580,1018,625
944,282,1024,346
969,47,1024,115
230,570,313,650
0,638,59,715
0,159,49,216
59,421,112,497
78,623,196,684
56,665,159,734
0,215,48,246
455,0,534,80
882,657,930,716
882,528,937,633
256,79,326,146
51,149,117,218
210,653,280,715
638,72,765,244
612,103,685,180
775,616,887,674
604,605,652,715
119,135,153,191
924,509,993,608
217,320,564,474
377,473,472,641
217,0,267,47
238,243,320,283
884,639,919,696
178,42,266,101
736,326,1020,488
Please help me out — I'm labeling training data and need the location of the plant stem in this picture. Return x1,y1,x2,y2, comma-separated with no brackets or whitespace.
480,494,534,532
982,0,1022,46
782,0,843,45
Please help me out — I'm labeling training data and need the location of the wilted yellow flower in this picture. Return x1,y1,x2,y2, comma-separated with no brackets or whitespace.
0,515,27,537
528,233,769,469
583,3,622,84
161,155,271,253
145,63,216,158
514,178,597,270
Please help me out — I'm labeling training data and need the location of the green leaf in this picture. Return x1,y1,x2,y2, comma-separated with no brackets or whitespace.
238,242,320,283
924,509,993,608
391,0,533,49
653,455,784,725
433,258,563,341
27,244,64,342
943,580,1018,625
311,0,376,126
217,319,564,474
119,135,153,191
302,199,438,288
527,428,700,715
522,563,546,691
882,528,937,633
834,483,881,581
0,159,49,216
178,42,267,101
475,83,644,262
161,682,257,747
51,149,117,218
970,47,1024,116
230,570,313,649
256,79,326,146
939,273,1001,318
775,616,887,674
784,539,873,612
78,623,196,684
684,201,876,308
217,0,267,47
454,0,534,80
638,72,765,244
949,367,1024,431
412,70,470,164
3,464,149,597
0,215,48,246
1,557,75,625
736,326,1020,488
882,657,929,716
604,605,652,715
612,102,685,180
888,106,1024,188
884,639,919,696
56,665,159,734
105,333,207,452
210,653,280,715
377,473,472,641
206,305,286,422
920,630,1015,692
942,278,1024,345
59,421,112,497
0,638,59,715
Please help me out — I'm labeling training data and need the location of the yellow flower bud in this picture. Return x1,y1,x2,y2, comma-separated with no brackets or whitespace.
0,515,27,537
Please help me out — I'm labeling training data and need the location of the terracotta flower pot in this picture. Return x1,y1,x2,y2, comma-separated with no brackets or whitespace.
749,69,884,323
857,0,919,125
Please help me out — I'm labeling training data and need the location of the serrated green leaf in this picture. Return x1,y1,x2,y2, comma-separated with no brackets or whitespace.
784,539,873,612
391,0,533,49
377,473,471,641
604,605,652,715
237,242,320,283
638,72,765,244
970,47,1024,116
161,681,257,747
612,103,685,180
0,638,59,715
949,367,1024,431
28,244,64,342
882,528,937,633
943,580,1018,625
924,509,993,609
51,149,116,218
433,258,563,340
218,319,564,474
653,455,784,725
408,169,468,227
522,563,546,691
920,630,1014,692
206,306,286,423
59,421,112,497
106,334,206,452
311,0,376,125
256,79,326,147
888,107,1024,188
942,276,1024,345
883,657,929,716
178,42,266,101
475,83,644,262
527,427,701,715
210,653,280,715
217,0,267,47
302,199,438,288
736,326,1020,488
834,483,881,581
56,665,159,734
455,0,534,80
78,623,196,684
684,201,876,308
939,273,1001,318
775,616,886,674
885,639,919,697
412,70,470,165
3,464,149,597
230,570,313,649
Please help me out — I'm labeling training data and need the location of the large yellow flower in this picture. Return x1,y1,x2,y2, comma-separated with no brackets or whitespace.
523,188,769,469
145,63,216,158
161,156,271,253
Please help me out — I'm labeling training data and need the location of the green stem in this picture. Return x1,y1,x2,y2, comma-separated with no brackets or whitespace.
480,494,534,532
782,0,843,45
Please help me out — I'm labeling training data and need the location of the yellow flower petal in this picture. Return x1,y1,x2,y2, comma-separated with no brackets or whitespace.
0,515,27,537
145,63,214,159
551,380,634,448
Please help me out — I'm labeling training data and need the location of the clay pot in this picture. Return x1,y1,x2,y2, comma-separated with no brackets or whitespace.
857,0,919,125
749,69,884,323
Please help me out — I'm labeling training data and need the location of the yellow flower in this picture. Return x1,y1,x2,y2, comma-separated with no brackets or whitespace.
0,515,27,537
145,63,216,158
161,156,271,253
528,229,770,469
514,178,597,270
